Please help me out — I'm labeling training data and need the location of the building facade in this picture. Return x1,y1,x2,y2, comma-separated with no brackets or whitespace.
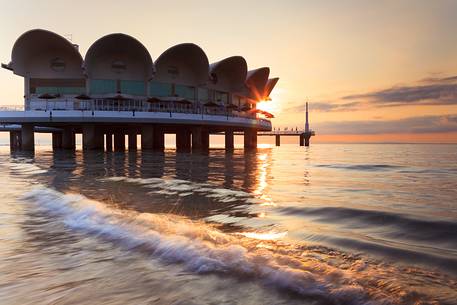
1,29,279,151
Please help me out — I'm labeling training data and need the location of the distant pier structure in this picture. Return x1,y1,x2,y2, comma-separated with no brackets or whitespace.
258,102,315,146
0,29,280,153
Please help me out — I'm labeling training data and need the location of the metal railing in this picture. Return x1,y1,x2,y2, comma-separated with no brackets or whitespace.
26,98,265,119
0,99,271,127
0,105,25,111
259,130,315,135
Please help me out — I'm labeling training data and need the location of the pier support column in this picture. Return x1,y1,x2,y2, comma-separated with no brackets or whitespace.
176,128,191,152
244,128,257,150
52,132,63,150
21,124,35,151
105,133,113,152
9,131,21,151
225,129,234,151
128,131,137,151
275,135,281,146
192,126,209,153
299,134,304,146
305,135,310,147
114,132,126,151
83,125,103,150
62,128,75,150
153,127,165,151
141,125,154,150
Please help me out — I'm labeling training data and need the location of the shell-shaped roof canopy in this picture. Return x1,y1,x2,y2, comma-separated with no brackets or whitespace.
154,43,209,86
4,30,278,101
263,77,279,99
209,56,247,92
84,33,153,80
246,67,270,101
10,29,84,78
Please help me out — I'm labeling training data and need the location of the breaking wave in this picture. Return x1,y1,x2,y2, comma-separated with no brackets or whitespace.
103,176,262,204
21,186,455,305
8,162,48,175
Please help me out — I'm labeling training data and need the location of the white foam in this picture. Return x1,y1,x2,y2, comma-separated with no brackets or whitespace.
103,177,261,205
9,162,47,175
21,186,387,305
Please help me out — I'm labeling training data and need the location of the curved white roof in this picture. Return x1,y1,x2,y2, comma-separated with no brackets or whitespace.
263,77,279,99
154,43,209,86
209,56,247,92
4,30,279,101
84,33,153,81
10,29,84,78
246,67,270,101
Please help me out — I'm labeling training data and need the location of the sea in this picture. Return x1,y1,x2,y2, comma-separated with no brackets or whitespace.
0,144,456,305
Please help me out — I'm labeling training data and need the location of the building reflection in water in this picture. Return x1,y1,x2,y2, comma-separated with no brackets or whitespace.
22,148,273,230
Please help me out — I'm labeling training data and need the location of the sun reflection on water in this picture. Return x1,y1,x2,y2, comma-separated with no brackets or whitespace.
253,152,275,206
238,231,288,240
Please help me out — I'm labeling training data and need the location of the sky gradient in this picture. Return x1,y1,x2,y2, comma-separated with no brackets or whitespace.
1,0,456,143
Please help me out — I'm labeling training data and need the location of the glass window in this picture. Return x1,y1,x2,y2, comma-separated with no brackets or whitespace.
35,86,85,95
175,84,195,100
197,87,209,102
90,79,117,94
215,91,228,105
121,80,145,96
150,81,172,97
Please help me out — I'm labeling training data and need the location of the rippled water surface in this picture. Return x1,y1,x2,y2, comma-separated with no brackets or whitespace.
0,144,456,305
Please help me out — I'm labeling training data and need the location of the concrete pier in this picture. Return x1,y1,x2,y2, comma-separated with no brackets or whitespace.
305,134,310,147
192,126,209,152
141,125,154,150
62,128,75,150
153,127,165,151
21,124,34,151
275,134,281,146
128,132,137,151
176,129,191,152
105,133,113,152
244,128,257,149
83,125,103,150
299,134,304,146
52,132,62,149
114,132,125,151
225,129,234,151
9,131,21,151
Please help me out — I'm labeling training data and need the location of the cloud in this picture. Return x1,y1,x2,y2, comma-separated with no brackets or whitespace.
342,81,457,107
287,101,363,112
314,114,457,135
285,74,457,113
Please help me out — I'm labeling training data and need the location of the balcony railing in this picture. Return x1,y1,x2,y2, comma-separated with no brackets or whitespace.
29,98,266,118
1,98,271,123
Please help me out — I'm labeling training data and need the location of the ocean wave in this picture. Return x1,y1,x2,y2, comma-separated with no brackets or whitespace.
21,186,455,305
103,177,262,204
280,206,457,272
280,206,457,248
315,164,404,171
8,162,48,175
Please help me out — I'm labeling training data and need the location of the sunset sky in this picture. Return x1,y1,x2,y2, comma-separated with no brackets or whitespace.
1,0,456,143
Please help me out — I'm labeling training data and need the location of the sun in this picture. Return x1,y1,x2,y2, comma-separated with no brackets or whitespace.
256,99,279,114
256,89,282,115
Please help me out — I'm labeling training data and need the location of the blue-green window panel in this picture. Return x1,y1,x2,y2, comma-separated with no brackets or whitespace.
36,86,86,95
90,79,117,94
197,88,209,102
175,84,195,100
121,80,145,96
215,91,228,104
150,82,172,97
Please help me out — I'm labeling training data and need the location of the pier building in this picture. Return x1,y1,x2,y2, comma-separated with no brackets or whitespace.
0,29,278,152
